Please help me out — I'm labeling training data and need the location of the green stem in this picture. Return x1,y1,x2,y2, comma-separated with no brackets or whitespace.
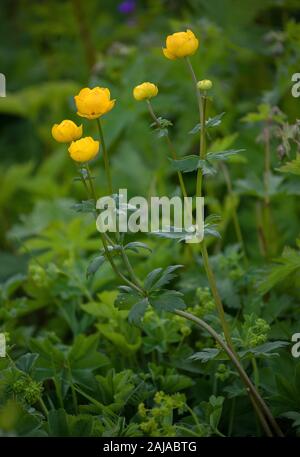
146,99,188,199
174,309,283,437
96,118,113,195
83,166,143,294
86,163,96,201
95,121,143,289
67,362,78,414
196,95,207,197
186,58,235,349
120,245,143,289
252,357,260,390
100,222,143,294
201,243,232,348
39,398,49,417
220,162,248,264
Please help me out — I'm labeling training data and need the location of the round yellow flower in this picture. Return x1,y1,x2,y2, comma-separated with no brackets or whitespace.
74,87,115,120
163,29,199,60
197,79,213,91
51,120,82,143
68,137,99,163
133,82,158,101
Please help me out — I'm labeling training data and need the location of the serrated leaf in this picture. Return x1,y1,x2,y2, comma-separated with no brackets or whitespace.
115,289,142,310
124,241,152,254
86,255,105,278
144,265,183,292
128,298,149,325
277,155,300,176
150,290,186,312
189,348,221,363
169,156,216,175
258,247,300,294
144,268,163,290
239,341,289,358
189,112,226,134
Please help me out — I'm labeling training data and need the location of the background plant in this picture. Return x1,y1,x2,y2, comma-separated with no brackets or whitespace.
0,0,300,437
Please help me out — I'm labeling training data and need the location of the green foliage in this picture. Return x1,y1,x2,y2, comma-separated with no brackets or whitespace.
1,0,300,438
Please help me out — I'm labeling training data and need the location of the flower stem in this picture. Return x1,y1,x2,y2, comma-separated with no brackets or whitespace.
96,118,113,195
82,166,143,294
186,58,234,349
95,123,142,289
146,99,188,199
174,309,283,437
200,242,232,346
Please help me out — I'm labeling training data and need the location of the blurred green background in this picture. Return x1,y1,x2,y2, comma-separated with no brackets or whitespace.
1,0,300,280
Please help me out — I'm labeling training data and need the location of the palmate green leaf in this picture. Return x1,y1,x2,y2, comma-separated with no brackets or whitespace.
68,334,108,371
29,338,65,381
86,255,106,278
277,154,300,176
170,150,242,175
150,216,220,243
115,288,142,310
151,117,173,138
48,409,69,437
239,341,289,359
169,155,216,175
128,298,149,325
189,348,222,363
189,112,226,134
258,246,300,294
150,290,186,313
96,322,142,354
68,334,109,388
144,265,183,292
15,353,39,375
95,369,135,413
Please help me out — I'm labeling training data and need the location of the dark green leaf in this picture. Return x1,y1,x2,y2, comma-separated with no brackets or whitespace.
86,255,105,278
150,290,186,312
128,298,149,325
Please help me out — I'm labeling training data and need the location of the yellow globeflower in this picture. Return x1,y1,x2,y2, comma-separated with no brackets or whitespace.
51,120,82,143
133,82,158,101
68,137,99,163
74,87,115,120
163,29,199,60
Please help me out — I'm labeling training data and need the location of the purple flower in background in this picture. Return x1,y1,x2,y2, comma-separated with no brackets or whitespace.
118,0,136,14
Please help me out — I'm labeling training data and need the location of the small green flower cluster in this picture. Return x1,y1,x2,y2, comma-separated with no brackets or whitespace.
28,263,49,288
138,391,186,436
12,376,43,406
215,363,231,382
219,248,245,281
242,314,270,348
190,287,215,318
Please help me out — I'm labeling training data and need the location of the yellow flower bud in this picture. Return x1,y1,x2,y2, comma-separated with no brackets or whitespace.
163,29,199,60
133,82,158,101
74,87,115,120
51,120,82,143
197,79,213,91
68,137,99,163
